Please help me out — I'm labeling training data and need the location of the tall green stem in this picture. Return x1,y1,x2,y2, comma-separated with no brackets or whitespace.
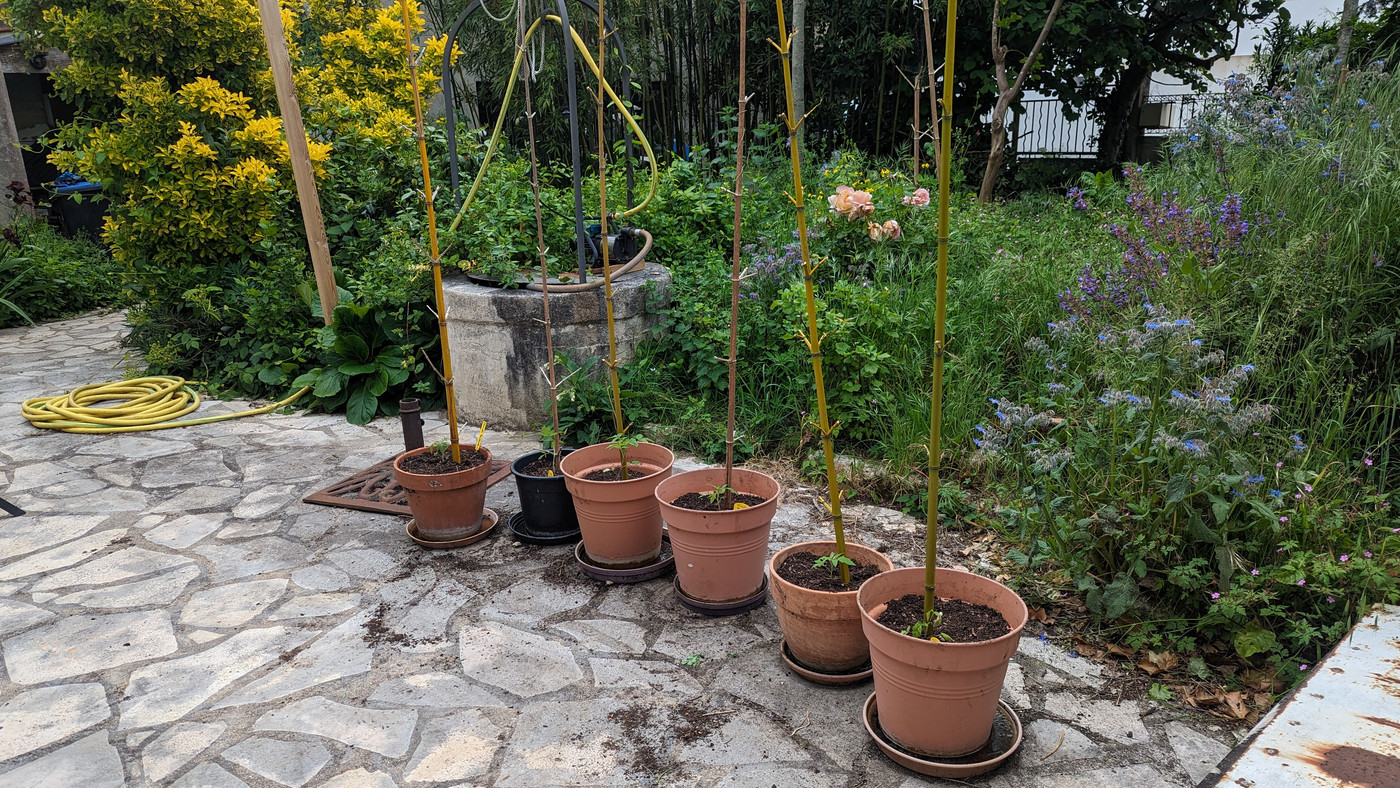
924,0,958,616
774,0,847,583
597,0,624,436
723,0,749,508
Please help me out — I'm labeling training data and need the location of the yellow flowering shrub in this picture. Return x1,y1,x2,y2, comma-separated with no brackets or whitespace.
36,0,448,385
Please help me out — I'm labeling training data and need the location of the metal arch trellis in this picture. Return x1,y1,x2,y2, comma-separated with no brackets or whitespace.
441,0,637,283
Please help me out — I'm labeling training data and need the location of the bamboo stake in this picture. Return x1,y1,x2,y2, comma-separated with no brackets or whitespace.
597,0,625,439
925,0,958,616
256,0,337,325
722,0,750,509
399,0,461,464
772,0,848,584
520,24,562,473
523,43,563,475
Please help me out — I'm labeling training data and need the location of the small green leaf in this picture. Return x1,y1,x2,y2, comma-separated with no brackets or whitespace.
1165,474,1191,504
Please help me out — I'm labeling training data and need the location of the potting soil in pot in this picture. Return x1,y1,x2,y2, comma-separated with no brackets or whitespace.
876,594,1011,643
668,491,767,511
776,551,884,593
582,465,662,482
519,455,561,476
399,447,489,475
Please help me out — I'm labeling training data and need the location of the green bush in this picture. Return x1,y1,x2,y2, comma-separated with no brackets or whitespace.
0,213,119,329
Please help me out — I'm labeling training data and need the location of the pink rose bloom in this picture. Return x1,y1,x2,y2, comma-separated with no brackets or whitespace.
829,185,875,220
902,187,931,207
867,221,885,241
882,219,902,240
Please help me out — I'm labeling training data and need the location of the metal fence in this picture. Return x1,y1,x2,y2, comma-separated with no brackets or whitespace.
1011,93,1211,159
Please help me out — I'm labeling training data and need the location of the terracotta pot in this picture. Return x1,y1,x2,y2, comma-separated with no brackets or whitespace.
656,468,779,603
393,445,493,540
858,566,1027,758
770,541,893,673
561,441,674,568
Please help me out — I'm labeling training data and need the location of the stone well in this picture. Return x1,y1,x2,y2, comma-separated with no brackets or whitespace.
442,264,671,431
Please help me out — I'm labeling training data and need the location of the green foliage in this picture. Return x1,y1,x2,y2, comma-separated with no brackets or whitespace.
0,216,121,329
903,609,953,642
25,0,452,408
680,653,704,666
813,551,857,578
607,433,645,481
291,301,436,424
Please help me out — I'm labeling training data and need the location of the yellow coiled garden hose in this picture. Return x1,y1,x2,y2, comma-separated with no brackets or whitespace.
22,377,310,434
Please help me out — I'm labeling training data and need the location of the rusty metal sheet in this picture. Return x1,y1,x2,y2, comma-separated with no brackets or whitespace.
303,456,513,516
1213,604,1400,787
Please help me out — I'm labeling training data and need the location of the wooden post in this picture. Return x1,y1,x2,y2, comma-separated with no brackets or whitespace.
256,0,337,325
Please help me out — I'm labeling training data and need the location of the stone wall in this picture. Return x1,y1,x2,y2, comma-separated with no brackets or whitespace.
442,264,671,431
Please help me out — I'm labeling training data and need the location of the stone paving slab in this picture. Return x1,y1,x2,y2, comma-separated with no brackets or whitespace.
0,312,1244,786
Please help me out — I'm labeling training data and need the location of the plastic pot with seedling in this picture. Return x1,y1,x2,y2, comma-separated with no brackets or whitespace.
392,14,490,548
766,0,892,679
856,0,1027,769
657,4,781,611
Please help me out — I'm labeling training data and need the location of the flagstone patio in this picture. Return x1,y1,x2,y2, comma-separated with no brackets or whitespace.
0,311,1238,786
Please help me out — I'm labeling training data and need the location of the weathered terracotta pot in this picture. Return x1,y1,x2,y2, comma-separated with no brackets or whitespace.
656,468,779,603
858,566,1027,758
770,540,893,673
393,445,493,540
561,441,673,568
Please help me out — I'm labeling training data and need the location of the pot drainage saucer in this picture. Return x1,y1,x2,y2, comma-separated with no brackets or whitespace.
674,575,769,617
780,639,873,685
575,535,674,583
407,509,499,549
862,692,1022,779
508,512,582,546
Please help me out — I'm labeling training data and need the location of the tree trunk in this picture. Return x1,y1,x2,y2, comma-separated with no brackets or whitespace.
978,109,1009,201
1337,0,1359,84
792,0,805,143
1095,65,1150,167
978,0,1063,201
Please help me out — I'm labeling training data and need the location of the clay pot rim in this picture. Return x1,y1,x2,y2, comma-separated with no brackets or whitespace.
393,444,493,480
655,467,781,511
510,449,575,480
560,442,674,485
769,540,892,600
857,566,1028,649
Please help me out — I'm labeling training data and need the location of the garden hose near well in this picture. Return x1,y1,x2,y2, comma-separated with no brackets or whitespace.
22,376,310,434
446,13,660,293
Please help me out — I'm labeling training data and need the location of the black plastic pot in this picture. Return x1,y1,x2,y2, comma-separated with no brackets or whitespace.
511,449,580,537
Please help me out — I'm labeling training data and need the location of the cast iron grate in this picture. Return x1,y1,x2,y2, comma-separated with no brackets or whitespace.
303,456,513,516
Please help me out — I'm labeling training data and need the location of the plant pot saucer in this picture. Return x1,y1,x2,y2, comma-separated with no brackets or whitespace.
508,512,582,546
407,509,499,549
862,692,1022,779
674,575,769,617
780,639,873,685
575,534,674,584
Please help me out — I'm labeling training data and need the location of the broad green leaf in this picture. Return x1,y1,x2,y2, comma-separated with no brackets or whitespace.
338,361,376,376
334,333,371,362
346,384,377,425
312,367,347,398
1165,474,1191,504
1234,624,1277,659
